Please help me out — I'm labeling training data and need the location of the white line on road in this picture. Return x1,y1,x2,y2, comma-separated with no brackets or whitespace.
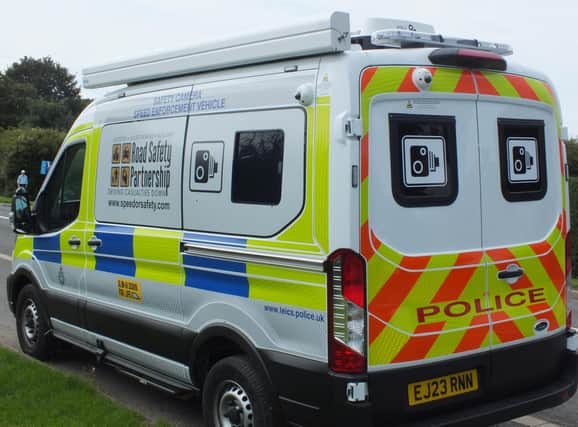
0,216,9,220
514,415,560,426
0,253,12,262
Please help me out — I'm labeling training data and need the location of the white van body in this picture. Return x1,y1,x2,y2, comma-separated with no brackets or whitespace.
8,12,577,427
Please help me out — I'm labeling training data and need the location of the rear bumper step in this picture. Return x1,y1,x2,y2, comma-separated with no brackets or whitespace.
406,350,578,427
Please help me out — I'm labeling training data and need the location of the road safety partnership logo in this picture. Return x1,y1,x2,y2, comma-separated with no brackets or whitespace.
111,143,131,187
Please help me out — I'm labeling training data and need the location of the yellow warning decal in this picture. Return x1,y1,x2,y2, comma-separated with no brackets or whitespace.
117,278,142,302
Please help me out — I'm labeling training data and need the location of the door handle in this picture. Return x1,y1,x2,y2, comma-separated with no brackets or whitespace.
68,236,81,248
498,264,524,282
87,236,102,249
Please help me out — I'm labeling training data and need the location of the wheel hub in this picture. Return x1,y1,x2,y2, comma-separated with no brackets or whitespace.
216,380,254,427
22,299,40,345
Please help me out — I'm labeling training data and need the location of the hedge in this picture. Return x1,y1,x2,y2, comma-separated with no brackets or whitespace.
0,127,64,198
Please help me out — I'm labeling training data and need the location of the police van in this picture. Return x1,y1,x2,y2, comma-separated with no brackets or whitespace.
7,11,578,426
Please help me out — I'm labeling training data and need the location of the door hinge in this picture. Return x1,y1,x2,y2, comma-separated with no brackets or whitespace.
345,118,362,138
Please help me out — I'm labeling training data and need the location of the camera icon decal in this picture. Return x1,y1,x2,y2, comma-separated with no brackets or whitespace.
506,138,538,183
194,150,218,183
402,136,447,187
190,142,224,192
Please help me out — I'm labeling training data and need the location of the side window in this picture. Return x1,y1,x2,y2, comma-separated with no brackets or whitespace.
498,119,547,202
37,143,85,232
389,114,458,207
231,130,284,205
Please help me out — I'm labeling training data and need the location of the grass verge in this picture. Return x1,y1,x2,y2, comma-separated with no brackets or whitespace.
572,277,578,290
0,195,11,203
0,346,170,426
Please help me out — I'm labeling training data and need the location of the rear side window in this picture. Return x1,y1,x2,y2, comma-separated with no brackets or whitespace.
231,130,284,205
498,119,547,202
389,114,458,207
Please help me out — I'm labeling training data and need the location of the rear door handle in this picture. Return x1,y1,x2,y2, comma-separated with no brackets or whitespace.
87,236,102,249
498,265,524,282
68,236,81,248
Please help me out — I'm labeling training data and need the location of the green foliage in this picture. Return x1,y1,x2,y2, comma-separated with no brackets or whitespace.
0,127,64,198
5,56,80,103
569,177,578,277
0,75,36,128
565,138,578,177
0,56,90,130
0,346,167,426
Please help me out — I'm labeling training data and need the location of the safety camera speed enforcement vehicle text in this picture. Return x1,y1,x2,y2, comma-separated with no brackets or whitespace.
8,11,578,427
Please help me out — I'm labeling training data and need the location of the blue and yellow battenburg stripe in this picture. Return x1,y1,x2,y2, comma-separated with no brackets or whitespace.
25,224,326,312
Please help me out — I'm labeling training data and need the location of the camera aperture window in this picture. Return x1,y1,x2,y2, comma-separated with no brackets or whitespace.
190,141,224,193
232,129,284,205
402,136,447,187
498,119,546,202
389,114,458,207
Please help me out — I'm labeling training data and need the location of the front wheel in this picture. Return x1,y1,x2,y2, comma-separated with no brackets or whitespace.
202,355,278,427
15,284,54,360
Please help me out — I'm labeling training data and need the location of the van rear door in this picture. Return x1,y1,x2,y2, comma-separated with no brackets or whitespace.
475,71,567,391
360,67,489,371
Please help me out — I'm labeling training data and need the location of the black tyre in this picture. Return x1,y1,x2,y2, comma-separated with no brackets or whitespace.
15,284,54,360
202,355,278,427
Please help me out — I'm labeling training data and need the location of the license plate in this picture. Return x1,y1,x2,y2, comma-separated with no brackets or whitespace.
408,369,478,406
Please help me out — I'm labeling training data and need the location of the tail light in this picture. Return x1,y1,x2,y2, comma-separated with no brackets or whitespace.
566,231,573,328
327,249,367,374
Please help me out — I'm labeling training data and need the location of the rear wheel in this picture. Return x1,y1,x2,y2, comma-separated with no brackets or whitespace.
15,284,53,360
202,355,277,427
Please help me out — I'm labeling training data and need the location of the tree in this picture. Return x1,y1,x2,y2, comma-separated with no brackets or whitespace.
565,138,578,177
0,74,36,128
0,57,90,130
5,56,80,103
0,127,64,197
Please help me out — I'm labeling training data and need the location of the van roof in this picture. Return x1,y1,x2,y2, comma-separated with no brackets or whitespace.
82,11,514,90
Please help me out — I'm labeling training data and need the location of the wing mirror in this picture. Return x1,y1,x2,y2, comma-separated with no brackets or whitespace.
11,188,33,234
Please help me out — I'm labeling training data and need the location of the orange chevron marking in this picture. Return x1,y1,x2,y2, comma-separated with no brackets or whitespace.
486,247,515,263
369,255,431,325
504,75,539,101
487,249,534,291
528,302,559,330
530,244,565,291
455,314,490,353
473,71,499,96
391,321,446,363
431,251,483,303
454,71,476,94
491,311,525,343
361,67,378,93
544,82,555,99
370,229,382,251
361,221,374,261
397,67,420,92
368,314,386,345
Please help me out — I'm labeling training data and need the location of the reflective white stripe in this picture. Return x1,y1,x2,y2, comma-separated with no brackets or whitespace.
514,415,559,427
181,242,326,273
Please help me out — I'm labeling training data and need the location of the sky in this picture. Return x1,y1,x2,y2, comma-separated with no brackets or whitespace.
3,1,578,136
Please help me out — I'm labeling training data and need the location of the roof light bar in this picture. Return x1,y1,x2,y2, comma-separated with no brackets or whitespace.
371,29,513,56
